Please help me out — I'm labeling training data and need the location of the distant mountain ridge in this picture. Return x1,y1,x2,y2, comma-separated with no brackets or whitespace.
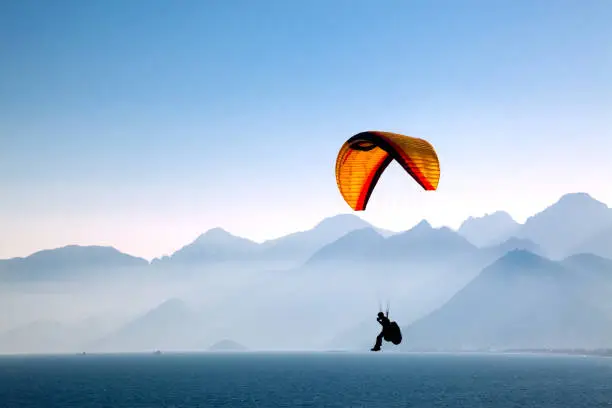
306,220,488,268
0,245,147,268
90,298,205,352
0,245,148,281
3,192,612,278
516,193,612,258
165,228,261,264
399,249,612,351
457,211,520,247
150,214,385,266
306,227,386,264
382,221,477,261
257,214,383,263
483,237,545,259
5,191,612,354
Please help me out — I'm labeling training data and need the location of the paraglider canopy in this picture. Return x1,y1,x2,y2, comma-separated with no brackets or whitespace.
335,131,440,211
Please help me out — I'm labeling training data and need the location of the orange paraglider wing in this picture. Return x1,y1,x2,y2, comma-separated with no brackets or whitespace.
335,131,440,211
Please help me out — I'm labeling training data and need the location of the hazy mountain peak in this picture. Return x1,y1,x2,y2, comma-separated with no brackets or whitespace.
168,226,259,263
483,237,544,259
536,192,609,215
208,339,248,351
131,298,194,323
556,192,605,206
91,298,200,352
564,252,609,262
562,253,612,272
202,227,231,236
466,211,513,221
195,228,250,243
313,214,370,231
256,214,374,264
0,245,148,280
400,247,612,351
394,220,470,246
519,192,612,258
460,211,516,227
457,211,520,247
494,249,551,269
499,237,541,251
306,227,384,264
404,220,433,235
28,245,124,258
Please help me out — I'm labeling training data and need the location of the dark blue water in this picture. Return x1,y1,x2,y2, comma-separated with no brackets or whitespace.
1,352,612,407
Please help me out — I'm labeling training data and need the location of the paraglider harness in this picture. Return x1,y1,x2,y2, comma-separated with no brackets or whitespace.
378,302,402,346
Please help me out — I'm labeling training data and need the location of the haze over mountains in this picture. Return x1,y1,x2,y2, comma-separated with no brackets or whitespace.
400,250,612,351
152,214,396,268
2,192,612,354
458,211,520,247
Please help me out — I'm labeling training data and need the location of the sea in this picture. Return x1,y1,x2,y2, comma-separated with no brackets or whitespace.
1,352,611,407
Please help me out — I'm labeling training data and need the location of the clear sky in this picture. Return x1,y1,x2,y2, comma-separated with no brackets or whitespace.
1,0,611,260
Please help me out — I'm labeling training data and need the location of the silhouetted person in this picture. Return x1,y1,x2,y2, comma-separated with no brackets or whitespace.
371,312,391,351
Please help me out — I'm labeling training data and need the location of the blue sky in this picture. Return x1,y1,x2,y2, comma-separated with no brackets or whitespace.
1,0,611,259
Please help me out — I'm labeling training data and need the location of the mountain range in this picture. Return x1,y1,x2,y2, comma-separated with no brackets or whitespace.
3,192,612,353
398,250,612,351
2,192,610,280
8,246,612,353
90,298,207,352
0,245,148,281
154,214,396,267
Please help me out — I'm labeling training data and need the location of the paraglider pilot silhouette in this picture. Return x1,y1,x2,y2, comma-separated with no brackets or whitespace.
371,303,402,351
